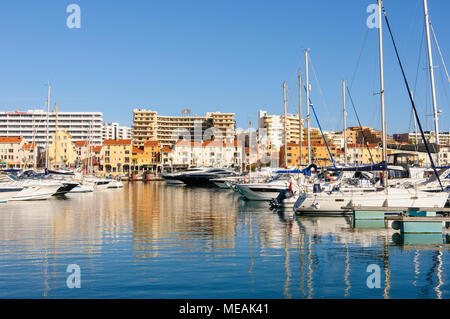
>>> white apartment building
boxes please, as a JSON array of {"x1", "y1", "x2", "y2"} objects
[
  {"x1": 257, "y1": 110, "x2": 303, "y2": 151},
  {"x1": 0, "y1": 110, "x2": 103, "y2": 146},
  {"x1": 103, "y1": 122, "x2": 132, "y2": 140},
  {"x1": 165, "y1": 140, "x2": 242, "y2": 167}
]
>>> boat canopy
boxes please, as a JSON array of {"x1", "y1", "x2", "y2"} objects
[
  {"x1": 45, "y1": 169, "x2": 75, "y2": 176},
  {"x1": 327, "y1": 161, "x2": 387, "y2": 172},
  {"x1": 274, "y1": 164, "x2": 318, "y2": 175}
]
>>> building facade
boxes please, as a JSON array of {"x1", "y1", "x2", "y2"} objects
[
  {"x1": 393, "y1": 131, "x2": 450, "y2": 146},
  {"x1": 164, "y1": 140, "x2": 242, "y2": 168},
  {"x1": 132, "y1": 109, "x2": 235, "y2": 148},
  {"x1": 102, "y1": 139, "x2": 132, "y2": 175},
  {"x1": 257, "y1": 110, "x2": 304, "y2": 151},
  {"x1": 48, "y1": 131, "x2": 78, "y2": 168},
  {"x1": 103, "y1": 122, "x2": 132, "y2": 140},
  {"x1": 0, "y1": 137, "x2": 25, "y2": 168},
  {"x1": 0, "y1": 110, "x2": 103, "y2": 146},
  {"x1": 131, "y1": 140, "x2": 161, "y2": 171}
]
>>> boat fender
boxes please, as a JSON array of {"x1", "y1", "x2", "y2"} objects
[{"x1": 392, "y1": 221, "x2": 401, "y2": 231}]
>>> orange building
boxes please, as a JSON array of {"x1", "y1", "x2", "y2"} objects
[
  {"x1": 279, "y1": 141, "x2": 342, "y2": 167},
  {"x1": 131, "y1": 140, "x2": 161, "y2": 171}
]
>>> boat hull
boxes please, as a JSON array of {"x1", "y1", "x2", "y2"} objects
[
  {"x1": 70, "y1": 183, "x2": 94, "y2": 193},
  {"x1": 0, "y1": 187, "x2": 24, "y2": 203},
  {"x1": 53, "y1": 182, "x2": 79, "y2": 196},
  {"x1": 237, "y1": 184, "x2": 288, "y2": 201},
  {"x1": 10, "y1": 185, "x2": 61, "y2": 201},
  {"x1": 176, "y1": 174, "x2": 223, "y2": 187},
  {"x1": 107, "y1": 180, "x2": 124, "y2": 188},
  {"x1": 293, "y1": 189, "x2": 449, "y2": 215}
]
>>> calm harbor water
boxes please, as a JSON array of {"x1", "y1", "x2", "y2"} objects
[{"x1": 0, "y1": 182, "x2": 449, "y2": 299}]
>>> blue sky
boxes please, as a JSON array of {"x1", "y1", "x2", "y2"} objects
[{"x1": 0, "y1": 0, "x2": 449, "y2": 135}]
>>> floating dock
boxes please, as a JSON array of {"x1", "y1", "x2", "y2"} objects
[{"x1": 344, "y1": 206, "x2": 450, "y2": 234}]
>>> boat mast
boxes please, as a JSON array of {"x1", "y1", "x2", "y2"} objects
[
  {"x1": 377, "y1": 0, "x2": 388, "y2": 189},
  {"x1": 45, "y1": 84, "x2": 51, "y2": 169},
  {"x1": 423, "y1": 0, "x2": 440, "y2": 166},
  {"x1": 87, "y1": 121, "x2": 91, "y2": 175},
  {"x1": 32, "y1": 114, "x2": 36, "y2": 170},
  {"x1": 411, "y1": 90, "x2": 420, "y2": 161},
  {"x1": 249, "y1": 119, "x2": 252, "y2": 176},
  {"x1": 343, "y1": 80, "x2": 347, "y2": 166},
  {"x1": 283, "y1": 81, "x2": 288, "y2": 168},
  {"x1": 55, "y1": 102, "x2": 58, "y2": 169},
  {"x1": 298, "y1": 74, "x2": 303, "y2": 167},
  {"x1": 305, "y1": 49, "x2": 311, "y2": 165}
]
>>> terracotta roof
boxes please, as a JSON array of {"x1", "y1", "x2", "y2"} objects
[
  {"x1": 103, "y1": 139, "x2": 132, "y2": 145},
  {"x1": 132, "y1": 146, "x2": 144, "y2": 153},
  {"x1": 75, "y1": 141, "x2": 88, "y2": 147},
  {"x1": 144, "y1": 140, "x2": 159, "y2": 147},
  {"x1": 175, "y1": 140, "x2": 242, "y2": 148},
  {"x1": 347, "y1": 143, "x2": 379, "y2": 149},
  {"x1": 92, "y1": 146, "x2": 102, "y2": 152},
  {"x1": 231, "y1": 140, "x2": 242, "y2": 147},
  {"x1": 175, "y1": 140, "x2": 202, "y2": 147},
  {"x1": 161, "y1": 146, "x2": 172, "y2": 153},
  {"x1": 0, "y1": 137, "x2": 23, "y2": 143},
  {"x1": 286, "y1": 142, "x2": 329, "y2": 147},
  {"x1": 202, "y1": 140, "x2": 223, "y2": 147},
  {"x1": 22, "y1": 142, "x2": 37, "y2": 150}
]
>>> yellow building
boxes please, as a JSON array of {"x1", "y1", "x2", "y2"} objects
[
  {"x1": 49, "y1": 130, "x2": 78, "y2": 168},
  {"x1": 131, "y1": 140, "x2": 161, "y2": 172},
  {"x1": 347, "y1": 144, "x2": 383, "y2": 164},
  {"x1": 102, "y1": 139, "x2": 132, "y2": 175}
]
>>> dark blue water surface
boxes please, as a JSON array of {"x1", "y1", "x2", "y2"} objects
[{"x1": 0, "y1": 182, "x2": 448, "y2": 298}]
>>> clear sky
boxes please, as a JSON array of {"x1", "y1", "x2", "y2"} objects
[{"x1": 0, "y1": 0, "x2": 449, "y2": 135}]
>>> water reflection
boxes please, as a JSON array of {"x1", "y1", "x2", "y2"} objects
[{"x1": 0, "y1": 182, "x2": 448, "y2": 298}]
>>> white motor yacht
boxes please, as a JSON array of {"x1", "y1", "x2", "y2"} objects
[
  {"x1": 0, "y1": 185, "x2": 24, "y2": 203},
  {"x1": 161, "y1": 167, "x2": 210, "y2": 185},
  {"x1": 108, "y1": 179, "x2": 124, "y2": 188},
  {"x1": 70, "y1": 182, "x2": 95, "y2": 193},
  {"x1": 236, "y1": 174, "x2": 293, "y2": 201}
]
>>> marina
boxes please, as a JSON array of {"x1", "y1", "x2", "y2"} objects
[
  {"x1": 0, "y1": 0, "x2": 449, "y2": 303},
  {"x1": 0, "y1": 181, "x2": 449, "y2": 299}
]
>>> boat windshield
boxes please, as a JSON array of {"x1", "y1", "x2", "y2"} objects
[
  {"x1": 7, "y1": 174, "x2": 19, "y2": 181},
  {"x1": 270, "y1": 174, "x2": 290, "y2": 182}
]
